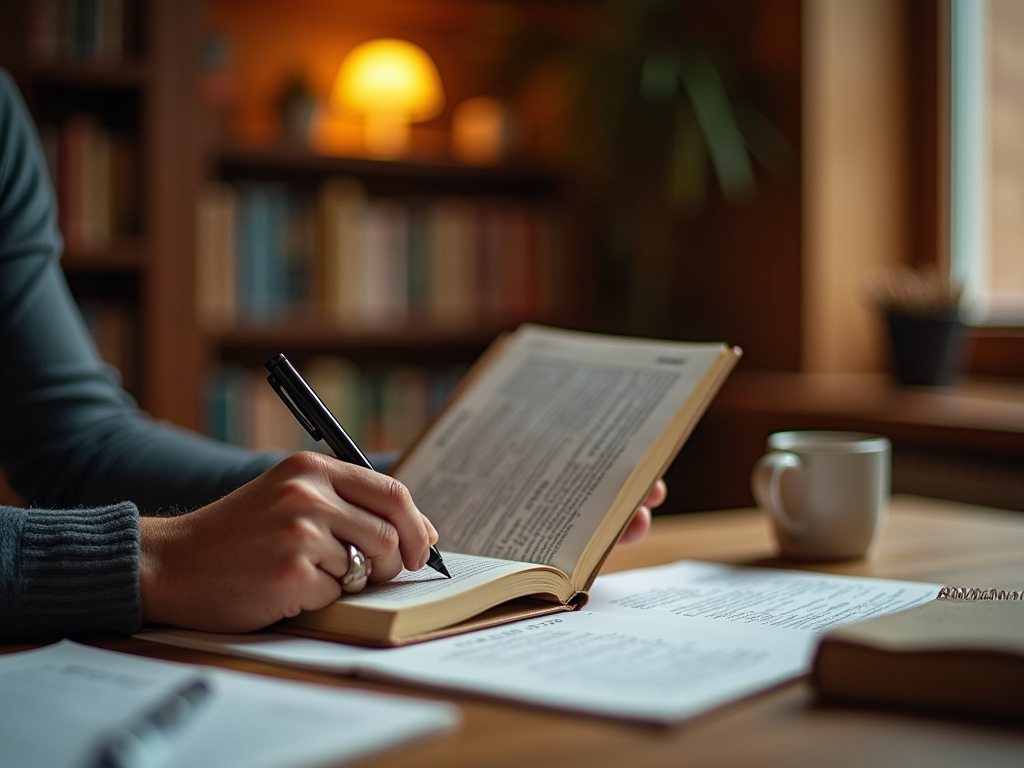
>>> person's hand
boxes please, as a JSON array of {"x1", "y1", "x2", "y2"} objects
[
  {"x1": 139, "y1": 451, "x2": 437, "y2": 633},
  {"x1": 617, "y1": 479, "x2": 667, "y2": 545}
]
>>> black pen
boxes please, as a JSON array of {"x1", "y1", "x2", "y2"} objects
[{"x1": 265, "y1": 353, "x2": 450, "y2": 578}]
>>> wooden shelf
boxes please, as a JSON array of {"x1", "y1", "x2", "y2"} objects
[
  {"x1": 61, "y1": 239, "x2": 146, "y2": 271},
  {"x1": 214, "y1": 320, "x2": 511, "y2": 347},
  {"x1": 713, "y1": 371, "x2": 1024, "y2": 453},
  {"x1": 669, "y1": 370, "x2": 1024, "y2": 514},
  {"x1": 209, "y1": 320, "x2": 520, "y2": 367},
  {"x1": 27, "y1": 61, "x2": 149, "y2": 89},
  {"x1": 217, "y1": 145, "x2": 560, "y2": 197}
]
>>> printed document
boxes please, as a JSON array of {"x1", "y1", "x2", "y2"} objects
[{"x1": 139, "y1": 561, "x2": 941, "y2": 724}]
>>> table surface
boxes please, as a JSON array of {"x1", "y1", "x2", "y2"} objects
[{"x1": 8, "y1": 495, "x2": 1024, "y2": 767}]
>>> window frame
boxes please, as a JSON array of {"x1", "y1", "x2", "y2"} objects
[{"x1": 912, "y1": 0, "x2": 1024, "y2": 378}]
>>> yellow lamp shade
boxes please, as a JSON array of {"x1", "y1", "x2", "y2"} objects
[{"x1": 331, "y1": 39, "x2": 445, "y2": 158}]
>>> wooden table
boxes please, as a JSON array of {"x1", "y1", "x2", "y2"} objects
[{"x1": 11, "y1": 495, "x2": 1024, "y2": 767}]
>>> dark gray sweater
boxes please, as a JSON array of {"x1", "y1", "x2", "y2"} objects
[{"x1": 0, "y1": 69, "x2": 278, "y2": 640}]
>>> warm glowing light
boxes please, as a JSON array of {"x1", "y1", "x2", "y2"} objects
[
  {"x1": 330, "y1": 39, "x2": 445, "y2": 159},
  {"x1": 451, "y1": 96, "x2": 507, "y2": 165}
]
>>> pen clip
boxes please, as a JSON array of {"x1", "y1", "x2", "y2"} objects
[{"x1": 267, "y1": 373, "x2": 323, "y2": 442}]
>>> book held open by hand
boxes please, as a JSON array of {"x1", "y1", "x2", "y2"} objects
[{"x1": 282, "y1": 324, "x2": 741, "y2": 646}]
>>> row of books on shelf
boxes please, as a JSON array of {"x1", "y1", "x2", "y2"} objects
[
  {"x1": 39, "y1": 114, "x2": 139, "y2": 254},
  {"x1": 29, "y1": 0, "x2": 140, "y2": 64},
  {"x1": 196, "y1": 179, "x2": 564, "y2": 331},
  {"x1": 206, "y1": 359, "x2": 466, "y2": 456}
]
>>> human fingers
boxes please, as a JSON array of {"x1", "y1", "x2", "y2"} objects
[
  {"x1": 644, "y1": 479, "x2": 668, "y2": 510},
  {"x1": 310, "y1": 526, "x2": 353, "y2": 581},
  {"x1": 618, "y1": 506, "x2": 652, "y2": 545},
  {"x1": 139, "y1": 508, "x2": 345, "y2": 633},
  {"x1": 315, "y1": 457, "x2": 433, "y2": 576},
  {"x1": 288, "y1": 560, "x2": 345, "y2": 617},
  {"x1": 422, "y1": 513, "x2": 439, "y2": 546}
]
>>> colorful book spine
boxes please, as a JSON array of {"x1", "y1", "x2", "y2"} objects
[{"x1": 47, "y1": 114, "x2": 136, "y2": 256}]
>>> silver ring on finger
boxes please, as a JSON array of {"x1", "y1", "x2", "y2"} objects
[{"x1": 340, "y1": 543, "x2": 371, "y2": 593}]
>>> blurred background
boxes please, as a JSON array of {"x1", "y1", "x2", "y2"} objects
[{"x1": 1, "y1": 0, "x2": 1021, "y2": 512}]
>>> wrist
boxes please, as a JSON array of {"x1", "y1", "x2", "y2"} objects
[{"x1": 139, "y1": 515, "x2": 186, "y2": 626}]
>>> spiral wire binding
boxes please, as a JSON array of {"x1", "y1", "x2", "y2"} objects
[{"x1": 938, "y1": 586, "x2": 1024, "y2": 600}]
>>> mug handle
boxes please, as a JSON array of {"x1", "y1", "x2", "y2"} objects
[{"x1": 751, "y1": 452, "x2": 805, "y2": 536}]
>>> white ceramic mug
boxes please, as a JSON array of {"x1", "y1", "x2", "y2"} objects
[{"x1": 751, "y1": 431, "x2": 891, "y2": 561}]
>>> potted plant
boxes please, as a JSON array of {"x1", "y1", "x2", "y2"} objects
[{"x1": 869, "y1": 265, "x2": 969, "y2": 386}]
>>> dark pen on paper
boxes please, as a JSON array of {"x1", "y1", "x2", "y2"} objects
[
  {"x1": 265, "y1": 352, "x2": 451, "y2": 579},
  {"x1": 92, "y1": 677, "x2": 210, "y2": 768}
]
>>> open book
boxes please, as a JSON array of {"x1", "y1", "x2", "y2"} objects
[{"x1": 282, "y1": 324, "x2": 741, "y2": 646}]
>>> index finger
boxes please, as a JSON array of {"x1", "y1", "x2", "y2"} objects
[{"x1": 322, "y1": 461, "x2": 432, "y2": 571}]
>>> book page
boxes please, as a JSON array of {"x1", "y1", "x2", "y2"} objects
[
  {"x1": 395, "y1": 326, "x2": 728, "y2": 574},
  {"x1": 337, "y1": 552, "x2": 547, "y2": 610},
  {"x1": 586, "y1": 561, "x2": 942, "y2": 632}
]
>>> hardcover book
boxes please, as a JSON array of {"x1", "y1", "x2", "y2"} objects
[{"x1": 813, "y1": 594, "x2": 1024, "y2": 719}]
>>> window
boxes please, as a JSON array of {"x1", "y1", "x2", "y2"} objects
[{"x1": 951, "y1": 0, "x2": 1024, "y2": 326}]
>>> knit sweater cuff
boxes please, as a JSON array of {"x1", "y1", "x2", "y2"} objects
[{"x1": 16, "y1": 502, "x2": 141, "y2": 638}]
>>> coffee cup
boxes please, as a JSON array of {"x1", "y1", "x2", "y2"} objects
[{"x1": 750, "y1": 431, "x2": 891, "y2": 561}]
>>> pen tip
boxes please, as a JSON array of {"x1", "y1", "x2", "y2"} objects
[{"x1": 427, "y1": 545, "x2": 452, "y2": 579}]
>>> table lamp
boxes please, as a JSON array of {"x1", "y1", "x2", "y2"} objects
[{"x1": 330, "y1": 38, "x2": 445, "y2": 159}]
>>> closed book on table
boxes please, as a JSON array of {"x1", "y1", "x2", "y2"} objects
[{"x1": 812, "y1": 595, "x2": 1024, "y2": 720}]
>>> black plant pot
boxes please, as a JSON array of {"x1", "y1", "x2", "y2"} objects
[{"x1": 885, "y1": 312, "x2": 968, "y2": 386}]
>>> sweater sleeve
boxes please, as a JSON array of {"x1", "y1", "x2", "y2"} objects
[{"x1": 0, "y1": 501, "x2": 141, "y2": 640}]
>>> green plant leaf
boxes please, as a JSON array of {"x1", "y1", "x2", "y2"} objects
[
  {"x1": 641, "y1": 50, "x2": 682, "y2": 104},
  {"x1": 678, "y1": 55, "x2": 756, "y2": 204}
]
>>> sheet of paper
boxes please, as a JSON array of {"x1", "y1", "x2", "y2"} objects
[
  {"x1": 363, "y1": 610, "x2": 812, "y2": 724},
  {"x1": 0, "y1": 640, "x2": 458, "y2": 768},
  {"x1": 142, "y1": 616, "x2": 809, "y2": 726},
  {"x1": 586, "y1": 560, "x2": 943, "y2": 632},
  {"x1": 135, "y1": 629, "x2": 381, "y2": 673},
  {"x1": 137, "y1": 562, "x2": 945, "y2": 724}
]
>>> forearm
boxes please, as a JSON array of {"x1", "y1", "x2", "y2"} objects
[
  {"x1": 0, "y1": 70, "x2": 279, "y2": 513},
  {"x1": 18, "y1": 406, "x2": 283, "y2": 513}
]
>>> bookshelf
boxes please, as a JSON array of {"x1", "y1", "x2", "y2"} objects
[
  {"x1": 0, "y1": 0, "x2": 206, "y2": 428},
  {"x1": 188, "y1": 1, "x2": 587, "y2": 455},
  {"x1": 1, "y1": 0, "x2": 583, "y2": 454},
  {"x1": 197, "y1": 145, "x2": 573, "y2": 453}
]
